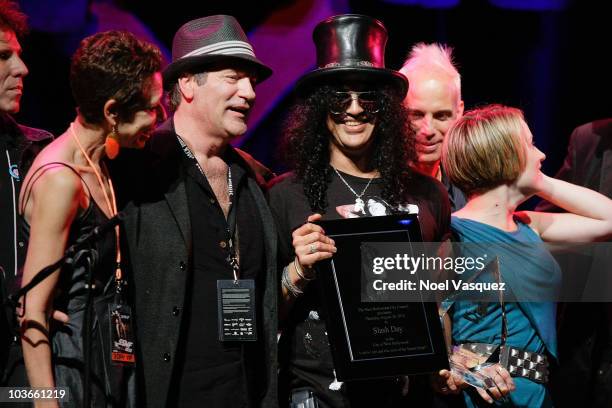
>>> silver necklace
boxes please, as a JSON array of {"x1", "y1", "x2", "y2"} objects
[{"x1": 332, "y1": 166, "x2": 374, "y2": 215}]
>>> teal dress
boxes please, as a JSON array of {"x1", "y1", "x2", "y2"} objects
[{"x1": 449, "y1": 216, "x2": 560, "y2": 407}]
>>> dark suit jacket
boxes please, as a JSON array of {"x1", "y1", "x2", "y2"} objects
[
  {"x1": 117, "y1": 119, "x2": 278, "y2": 407},
  {"x1": 537, "y1": 119, "x2": 612, "y2": 210},
  {"x1": 536, "y1": 119, "x2": 612, "y2": 407},
  {"x1": 536, "y1": 118, "x2": 612, "y2": 298},
  {"x1": 0, "y1": 113, "x2": 53, "y2": 294},
  {"x1": 1, "y1": 114, "x2": 52, "y2": 384}
]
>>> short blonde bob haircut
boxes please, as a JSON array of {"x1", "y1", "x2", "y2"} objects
[{"x1": 442, "y1": 104, "x2": 527, "y2": 198}]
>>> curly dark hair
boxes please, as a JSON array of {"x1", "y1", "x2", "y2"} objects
[
  {"x1": 0, "y1": 0, "x2": 28, "y2": 38},
  {"x1": 70, "y1": 31, "x2": 163, "y2": 125},
  {"x1": 283, "y1": 85, "x2": 417, "y2": 213}
]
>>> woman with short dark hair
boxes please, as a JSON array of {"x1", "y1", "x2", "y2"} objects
[{"x1": 17, "y1": 30, "x2": 163, "y2": 407}]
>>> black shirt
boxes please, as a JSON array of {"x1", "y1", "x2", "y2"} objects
[
  {"x1": 1, "y1": 115, "x2": 51, "y2": 383},
  {"x1": 0, "y1": 133, "x2": 17, "y2": 289},
  {"x1": 0, "y1": 115, "x2": 51, "y2": 291},
  {"x1": 440, "y1": 165, "x2": 467, "y2": 212},
  {"x1": 268, "y1": 169, "x2": 451, "y2": 408},
  {"x1": 173, "y1": 149, "x2": 266, "y2": 408}
]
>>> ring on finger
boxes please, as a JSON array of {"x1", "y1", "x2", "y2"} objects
[{"x1": 309, "y1": 243, "x2": 317, "y2": 254}]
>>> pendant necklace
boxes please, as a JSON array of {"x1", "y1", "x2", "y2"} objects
[{"x1": 332, "y1": 166, "x2": 374, "y2": 215}]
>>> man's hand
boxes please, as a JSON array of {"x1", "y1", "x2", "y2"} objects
[{"x1": 292, "y1": 213, "x2": 336, "y2": 270}]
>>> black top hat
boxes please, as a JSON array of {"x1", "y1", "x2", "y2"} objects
[
  {"x1": 163, "y1": 15, "x2": 272, "y2": 90},
  {"x1": 296, "y1": 14, "x2": 407, "y2": 97}
]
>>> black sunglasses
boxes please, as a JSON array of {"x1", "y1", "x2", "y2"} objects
[{"x1": 329, "y1": 91, "x2": 381, "y2": 115}]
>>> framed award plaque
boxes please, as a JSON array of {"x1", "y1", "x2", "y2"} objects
[{"x1": 315, "y1": 214, "x2": 449, "y2": 381}]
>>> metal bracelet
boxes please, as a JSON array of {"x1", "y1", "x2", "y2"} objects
[
  {"x1": 282, "y1": 265, "x2": 303, "y2": 297},
  {"x1": 294, "y1": 258, "x2": 316, "y2": 281}
]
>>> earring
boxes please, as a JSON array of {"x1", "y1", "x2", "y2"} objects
[{"x1": 105, "y1": 124, "x2": 120, "y2": 159}]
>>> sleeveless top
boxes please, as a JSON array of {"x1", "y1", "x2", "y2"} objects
[
  {"x1": 449, "y1": 216, "x2": 560, "y2": 408},
  {"x1": 19, "y1": 162, "x2": 134, "y2": 407}
]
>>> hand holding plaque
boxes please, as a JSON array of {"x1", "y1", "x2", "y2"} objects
[{"x1": 314, "y1": 214, "x2": 449, "y2": 381}]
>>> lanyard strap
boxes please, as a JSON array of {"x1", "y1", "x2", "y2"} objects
[
  {"x1": 495, "y1": 257, "x2": 508, "y2": 346},
  {"x1": 69, "y1": 123, "x2": 122, "y2": 282},
  {"x1": 176, "y1": 135, "x2": 240, "y2": 281}
]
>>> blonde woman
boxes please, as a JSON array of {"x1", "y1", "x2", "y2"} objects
[{"x1": 441, "y1": 104, "x2": 612, "y2": 407}]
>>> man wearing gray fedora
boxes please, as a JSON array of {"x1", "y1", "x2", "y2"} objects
[{"x1": 115, "y1": 15, "x2": 278, "y2": 408}]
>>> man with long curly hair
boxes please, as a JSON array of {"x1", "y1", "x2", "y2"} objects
[{"x1": 268, "y1": 14, "x2": 452, "y2": 407}]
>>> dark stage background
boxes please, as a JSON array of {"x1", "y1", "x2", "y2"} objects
[{"x1": 12, "y1": 0, "x2": 612, "y2": 180}]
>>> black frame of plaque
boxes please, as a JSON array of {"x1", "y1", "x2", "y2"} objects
[{"x1": 315, "y1": 214, "x2": 449, "y2": 381}]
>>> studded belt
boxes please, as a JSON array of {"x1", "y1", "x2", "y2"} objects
[{"x1": 458, "y1": 342, "x2": 550, "y2": 384}]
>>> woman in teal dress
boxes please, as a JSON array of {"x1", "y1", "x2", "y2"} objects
[{"x1": 441, "y1": 104, "x2": 612, "y2": 407}]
